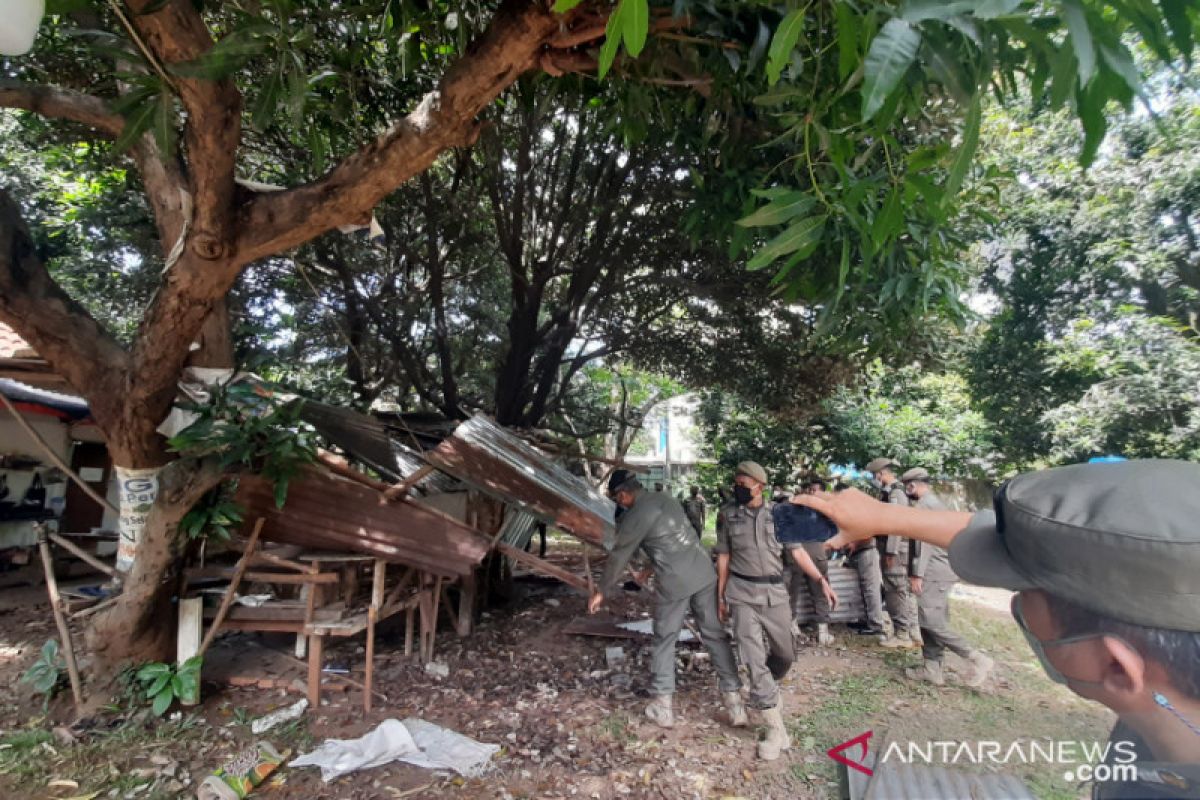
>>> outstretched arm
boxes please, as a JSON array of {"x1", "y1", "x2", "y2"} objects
[{"x1": 792, "y1": 489, "x2": 972, "y2": 551}]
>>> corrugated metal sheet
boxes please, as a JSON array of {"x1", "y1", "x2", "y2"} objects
[
  {"x1": 428, "y1": 414, "x2": 616, "y2": 546},
  {"x1": 235, "y1": 470, "x2": 491, "y2": 578},
  {"x1": 497, "y1": 510, "x2": 539, "y2": 550},
  {"x1": 792, "y1": 559, "x2": 867, "y2": 624},
  {"x1": 862, "y1": 763, "x2": 1036, "y2": 799}
]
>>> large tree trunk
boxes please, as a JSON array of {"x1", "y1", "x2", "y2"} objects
[{"x1": 86, "y1": 459, "x2": 223, "y2": 682}]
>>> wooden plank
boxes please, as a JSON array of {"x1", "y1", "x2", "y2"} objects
[
  {"x1": 382, "y1": 465, "x2": 435, "y2": 502},
  {"x1": 213, "y1": 620, "x2": 305, "y2": 633},
  {"x1": 186, "y1": 567, "x2": 340, "y2": 585},
  {"x1": 496, "y1": 541, "x2": 589, "y2": 594},
  {"x1": 177, "y1": 597, "x2": 203, "y2": 666}
]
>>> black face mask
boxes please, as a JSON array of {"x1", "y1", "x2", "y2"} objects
[
  {"x1": 614, "y1": 505, "x2": 626, "y2": 522},
  {"x1": 733, "y1": 485, "x2": 755, "y2": 505}
]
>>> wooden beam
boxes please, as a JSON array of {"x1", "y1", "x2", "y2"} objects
[
  {"x1": 47, "y1": 533, "x2": 121, "y2": 581},
  {"x1": 197, "y1": 519, "x2": 264, "y2": 658},
  {"x1": 495, "y1": 541, "x2": 589, "y2": 594},
  {"x1": 186, "y1": 567, "x2": 339, "y2": 585},
  {"x1": 382, "y1": 465, "x2": 435, "y2": 502}
]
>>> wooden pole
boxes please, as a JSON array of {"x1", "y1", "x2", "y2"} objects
[
  {"x1": 495, "y1": 541, "x2": 590, "y2": 594},
  {"x1": 196, "y1": 518, "x2": 265, "y2": 659},
  {"x1": 582, "y1": 546, "x2": 594, "y2": 595},
  {"x1": 365, "y1": 559, "x2": 386, "y2": 713},
  {"x1": 0, "y1": 392, "x2": 118, "y2": 515},
  {"x1": 47, "y1": 533, "x2": 120, "y2": 582},
  {"x1": 36, "y1": 525, "x2": 83, "y2": 710}
]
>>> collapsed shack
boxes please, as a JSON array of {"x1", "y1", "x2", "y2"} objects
[{"x1": 176, "y1": 388, "x2": 621, "y2": 711}]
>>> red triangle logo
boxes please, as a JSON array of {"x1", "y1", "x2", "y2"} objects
[{"x1": 827, "y1": 730, "x2": 874, "y2": 777}]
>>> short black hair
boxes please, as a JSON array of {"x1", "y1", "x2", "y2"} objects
[{"x1": 1046, "y1": 593, "x2": 1200, "y2": 698}]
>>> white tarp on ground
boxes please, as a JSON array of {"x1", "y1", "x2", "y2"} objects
[{"x1": 289, "y1": 718, "x2": 500, "y2": 782}]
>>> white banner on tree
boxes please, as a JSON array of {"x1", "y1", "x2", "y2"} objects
[{"x1": 115, "y1": 466, "x2": 162, "y2": 573}]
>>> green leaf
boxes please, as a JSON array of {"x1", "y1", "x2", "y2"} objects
[
  {"x1": 1048, "y1": 44, "x2": 1078, "y2": 109},
  {"x1": 735, "y1": 192, "x2": 816, "y2": 227},
  {"x1": 137, "y1": 662, "x2": 171, "y2": 681},
  {"x1": 152, "y1": 90, "x2": 175, "y2": 156},
  {"x1": 1078, "y1": 81, "x2": 1108, "y2": 167},
  {"x1": 835, "y1": 4, "x2": 860, "y2": 81},
  {"x1": 973, "y1": 0, "x2": 1022, "y2": 19},
  {"x1": 835, "y1": 237, "x2": 851, "y2": 304},
  {"x1": 747, "y1": 215, "x2": 828, "y2": 271},
  {"x1": 924, "y1": 36, "x2": 974, "y2": 104},
  {"x1": 766, "y1": 9, "x2": 806, "y2": 86},
  {"x1": 169, "y1": 29, "x2": 270, "y2": 80},
  {"x1": 597, "y1": 10, "x2": 623, "y2": 79},
  {"x1": 943, "y1": 95, "x2": 981, "y2": 201},
  {"x1": 151, "y1": 688, "x2": 173, "y2": 716},
  {"x1": 861, "y1": 19, "x2": 922, "y2": 121},
  {"x1": 113, "y1": 98, "x2": 157, "y2": 154},
  {"x1": 552, "y1": 0, "x2": 586, "y2": 11},
  {"x1": 746, "y1": 20, "x2": 771, "y2": 74},
  {"x1": 251, "y1": 66, "x2": 284, "y2": 132},
  {"x1": 1098, "y1": 42, "x2": 1143, "y2": 100},
  {"x1": 146, "y1": 673, "x2": 171, "y2": 698},
  {"x1": 1161, "y1": 0, "x2": 1194, "y2": 63},
  {"x1": 1061, "y1": 0, "x2": 1096, "y2": 85},
  {"x1": 622, "y1": 0, "x2": 649, "y2": 58},
  {"x1": 274, "y1": 477, "x2": 290, "y2": 509},
  {"x1": 871, "y1": 188, "x2": 904, "y2": 243},
  {"x1": 901, "y1": 1, "x2": 980, "y2": 23}
]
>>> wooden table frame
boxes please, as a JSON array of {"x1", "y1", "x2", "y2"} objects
[{"x1": 183, "y1": 537, "x2": 455, "y2": 712}]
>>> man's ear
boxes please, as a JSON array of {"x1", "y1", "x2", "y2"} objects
[{"x1": 1099, "y1": 635, "x2": 1147, "y2": 697}]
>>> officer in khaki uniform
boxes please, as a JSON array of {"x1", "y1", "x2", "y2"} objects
[
  {"x1": 682, "y1": 485, "x2": 707, "y2": 538},
  {"x1": 716, "y1": 461, "x2": 838, "y2": 760},
  {"x1": 865, "y1": 457, "x2": 919, "y2": 648},
  {"x1": 900, "y1": 467, "x2": 994, "y2": 687},
  {"x1": 590, "y1": 470, "x2": 746, "y2": 730}
]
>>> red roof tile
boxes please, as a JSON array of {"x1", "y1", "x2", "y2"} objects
[{"x1": 0, "y1": 323, "x2": 37, "y2": 360}]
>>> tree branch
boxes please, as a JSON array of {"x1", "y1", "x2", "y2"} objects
[
  {"x1": 234, "y1": 0, "x2": 564, "y2": 266},
  {"x1": 127, "y1": 0, "x2": 241, "y2": 262},
  {"x1": 0, "y1": 190, "x2": 131, "y2": 449},
  {"x1": 0, "y1": 80, "x2": 124, "y2": 136}
]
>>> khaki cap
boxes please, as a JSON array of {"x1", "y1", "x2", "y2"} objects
[
  {"x1": 949, "y1": 459, "x2": 1200, "y2": 632},
  {"x1": 901, "y1": 467, "x2": 930, "y2": 483},
  {"x1": 864, "y1": 457, "x2": 897, "y2": 473},
  {"x1": 735, "y1": 461, "x2": 768, "y2": 485}
]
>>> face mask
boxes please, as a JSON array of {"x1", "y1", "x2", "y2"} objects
[
  {"x1": 733, "y1": 485, "x2": 754, "y2": 505},
  {"x1": 1011, "y1": 595, "x2": 1200, "y2": 738},
  {"x1": 870, "y1": 477, "x2": 882, "y2": 490}
]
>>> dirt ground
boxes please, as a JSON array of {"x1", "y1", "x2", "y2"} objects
[{"x1": 0, "y1": 545, "x2": 1114, "y2": 800}]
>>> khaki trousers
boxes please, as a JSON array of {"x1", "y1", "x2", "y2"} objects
[
  {"x1": 730, "y1": 599, "x2": 794, "y2": 709},
  {"x1": 918, "y1": 581, "x2": 974, "y2": 663}
]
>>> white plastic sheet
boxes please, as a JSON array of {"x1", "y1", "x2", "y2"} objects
[{"x1": 289, "y1": 718, "x2": 499, "y2": 782}]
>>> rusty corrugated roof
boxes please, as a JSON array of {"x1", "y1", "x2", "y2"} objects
[
  {"x1": 298, "y1": 400, "x2": 457, "y2": 494},
  {"x1": 236, "y1": 470, "x2": 491, "y2": 577},
  {"x1": 427, "y1": 414, "x2": 616, "y2": 546}
]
